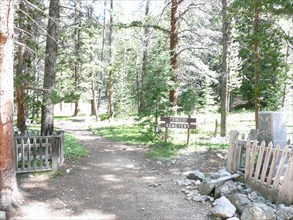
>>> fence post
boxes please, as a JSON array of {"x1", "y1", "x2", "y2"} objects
[
  {"x1": 51, "y1": 136, "x2": 61, "y2": 171},
  {"x1": 277, "y1": 150, "x2": 293, "y2": 205},
  {"x1": 227, "y1": 130, "x2": 239, "y2": 173}
]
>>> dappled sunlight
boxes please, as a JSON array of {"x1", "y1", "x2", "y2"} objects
[
  {"x1": 101, "y1": 174, "x2": 121, "y2": 182},
  {"x1": 15, "y1": 202, "x2": 117, "y2": 219}
]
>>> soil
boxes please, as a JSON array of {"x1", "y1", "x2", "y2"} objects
[{"x1": 10, "y1": 120, "x2": 226, "y2": 220}]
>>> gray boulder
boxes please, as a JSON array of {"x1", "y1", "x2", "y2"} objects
[
  {"x1": 214, "y1": 180, "x2": 238, "y2": 198},
  {"x1": 211, "y1": 196, "x2": 236, "y2": 219},
  {"x1": 199, "y1": 178, "x2": 215, "y2": 195},
  {"x1": 228, "y1": 193, "x2": 252, "y2": 214},
  {"x1": 276, "y1": 205, "x2": 293, "y2": 220},
  {"x1": 187, "y1": 170, "x2": 205, "y2": 182},
  {"x1": 241, "y1": 203, "x2": 276, "y2": 220}
]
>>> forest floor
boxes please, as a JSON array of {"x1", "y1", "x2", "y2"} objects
[{"x1": 10, "y1": 120, "x2": 226, "y2": 220}]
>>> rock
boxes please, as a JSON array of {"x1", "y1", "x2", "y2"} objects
[
  {"x1": 214, "y1": 180, "x2": 238, "y2": 198},
  {"x1": 227, "y1": 193, "x2": 252, "y2": 214},
  {"x1": 0, "y1": 211, "x2": 6, "y2": 220},
  {"x1": 241, "y1": 203, "x2": 276, "y2": 220},
  {"x1": 176, "y1": 179, "x2": 193, "y2": 186},
  {"x1": 199, "y1": 178, "x2": 215, "y2": 195},
  {"x1": 227, "y1": 218, "x2": 240, "y2": 220},
  {"x1": 187, "y1": 170, "x2": 205, "y2": 182},
  {"x1": 276, "y1": 205, "x2": 293, "y2": 220},
  {"x1": 211, "y1": 196, "x2": 236, "y2": 219},
  {"x1": 218, "y1": 168, "x2": 232, "y2": 177}
]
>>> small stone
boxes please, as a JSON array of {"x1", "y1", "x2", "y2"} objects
[
  {"x1": 214, "y1": 180, "x2": 238, "y2": 198},
  {"x1": 66, "y1": 169, "x2": 71, "y2": 174},
  {"x1": 211, "y1": 196, "x2": 236, "y2": 219},
  {"x1": 187, "y1": 170, "x2": 206, "y2": 182},
  {"x1": 241, "y1": 203, "x2": 276, "y2": 220},
  {"x1": 276, "y1": 205, "x2": 293, "y2": 220},
  {"x1": 199, "y1": 178, "x2": 215, "y2": 195},
  {"x1": 227, "y1": 193, "x2": 252, "y2": 214}
]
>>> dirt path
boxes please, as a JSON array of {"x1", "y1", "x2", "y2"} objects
[{"x1": 11, "y1": 121, "x2": 224, "y2": 219}]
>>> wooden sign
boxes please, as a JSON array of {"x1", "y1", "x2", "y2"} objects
[{"x1": 160, "y1": 116, "x2": 196, "y2": 145}]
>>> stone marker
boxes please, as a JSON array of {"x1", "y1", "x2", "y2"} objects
[{"x1": 258, "y1": 112, "x2": 287, "y2": 148}]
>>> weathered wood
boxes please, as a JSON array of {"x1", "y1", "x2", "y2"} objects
[
  {"x1": 45, "y1": 137, "x2": 49, "y2": 169},
  {"x1": 249, "y1": 140, "x2": 258, "y2": 179},
  {"x1": 267, "y1": 144, "x2": 281, "y2": 187},
  {"x1": 160, "y1": 116, "x2": 196, "y2": 123},
  {"x1": 160, "y1": 123, "x2": 196, "y2": 129},
  {"x1": 21, "y1": 138, "x2": 25, "y2": 170},
  {"x1": 273, "y1": 145, "x2": 289, "y2": 190},
  {"x1": 277, "y1": 151, "x2": 293, "y2": 205},
  {"x1": 52, "y1": 137, "x2": 60, "y2": 171},
  {"x1": 211, "y1": 173, "x2": 242, "y2": 184},
  {"x1": 27, "y1": 138, "x2": 31, "y2": 171},
  {"x1": 245, "y1": 139, "x2": 251, "y2": 180},
  {"x1": 260, "y1": 142, "x2": 273, "y2": 184},
  {"x1": 227, "y1": 130, "x2": 239, "y2": 173},
  {"x1": 33, "y1": 137, "x2": 37, "y2": 169},
  {"x1": 254, "y1": 141, "x2": 265, "y2": 182}
]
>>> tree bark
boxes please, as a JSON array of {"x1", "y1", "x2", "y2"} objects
[
  {"x1": 254, "y1": 0, "x2": 260, "y2": 129},
  {"x1": 139, "y1": 0, "x2": 151, "y2": 111},
  {"x1": 169, "y1": 0, "x2": 179, "y2": 107},
  {"x1": 0, "y1": 0, "x2": 19, "y2": 212},
  {"x1": 73, "y1": 0, "x2": 82, "y2": 117},
  {"x1": 41, "y1": 0, "x2": 60, "y2": 135},
  {"x1": 220, "y1": 0, "x2": 228, "y2": 137},
  {"x1": 15, "y1": 1, "x2": 28, "y2": 136},
  {"x1": 108, "y1": 0, "x2": 114, "y2": 118}
]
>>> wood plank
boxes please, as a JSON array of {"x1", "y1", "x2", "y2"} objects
[
  {"x1": 267, "y1": 144, "x2": 281, "y2": 187},
  {"x1": 33, "y1": 138, "x2": 37, "y2": 170},
  {"x1": 227, "y1": 130, "x2": 239, "y2": 173},
  {"x1": 245, "y1": 139, "x2": 251, "y2": 180},
  {"x1": 254, "y1": 141, "x2": 266, "y2": 182},
  {"x1": 273, "y1": 145, "x2": 289, "y2": 190},
  {"x1": 160, "y1": 123, "x2": 196, "y2": 129},
  {"x1": 45, "y1": 137, "x2": 49, "y2": 169},
  {"x1": 21, "y1": 138, "x2": 25, "y2": 170},
  {"x1": 277, "y1": 151, "x2": 293, "y2": 205},
  {"x1": 260, "y1": 142, "x2": 273, "y2": 184},
  {"x1": 249, "y1": 140, "x2": 258, "y2": 180},
  {"x1": 39, "y1": 137, "x2": 43, "y2": 170},
  {"x1": 27, "y1": 138, "x2": 31, "y2": 171},
  {"x1": 14, "y1": 139, "x2": 18, "y2": 171}
]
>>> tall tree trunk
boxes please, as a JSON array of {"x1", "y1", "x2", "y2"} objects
[
  {"x1": 169, "y1": 0, "x2": 179, "y2": 107},
  {"x1": 108, "y1": 0, "x2": 114, "y2": 118},
  {"x1": 41, "y1": 0, "x2": 60, "y2": 135},
  {"x1": 254, "y1": 0, "x2": 260, "y2": 129},
  {"x1": 73, "y1": 0, "x2": 82, "y2": 117},
  {"x1": 0, "y1": 0, "x2": 19, "y2": 212},
  {"x1": 87, "y1": 5, "x2": 99, "y2": 120},
  {"x1": 139, "y1": 0, "x2": 151, "y2": 111},
  {"x1": 220, "y1": 0, "x2": 228, "y2": 137},
  {"x1": 15, "y1": 1, "x2": 28, "y2": 136}
]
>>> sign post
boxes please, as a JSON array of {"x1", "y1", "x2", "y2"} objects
[{"x1": 160, "y1": 116, "x2": 196, "y2": 145}]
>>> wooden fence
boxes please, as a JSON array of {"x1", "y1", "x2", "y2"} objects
[
  {"x1": 227, "y1": 130, "x2": 293, "y2": 205},
  {"x1": 14, "y1": 131, "x2": 64, "y2": 173}
]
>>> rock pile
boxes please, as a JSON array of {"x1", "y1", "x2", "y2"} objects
[{"x1": 176, "y1": 168, "x2": 293, "y2": 220}]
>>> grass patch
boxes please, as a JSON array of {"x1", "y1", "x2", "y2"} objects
[
  {"x1": 92, "y1": 125, "x2": 154, "y2": 145},
  {"x1": 190, "y1": 141, "x2": 228, "y2": 151},
  {"x1": 92, "y1": 125, "x2": 186, "y2": 158},
  {"x1": 64, "y1": 133, "x2": 87, "y2": 162},
  {"x1": 145, "y1": 141, "x2": 185, "y2": 158}
]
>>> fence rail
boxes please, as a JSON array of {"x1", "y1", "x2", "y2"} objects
[
  {"x1": 14, "y1": 131, "x2": 64, "y2": 173},
  {"x1": 227, "y1": 130, "x2": 293, "y2": 205}
]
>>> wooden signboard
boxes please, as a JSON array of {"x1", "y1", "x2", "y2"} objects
[{"x1": 160, "y1": 116, "x2": 196, "y2": 145}]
